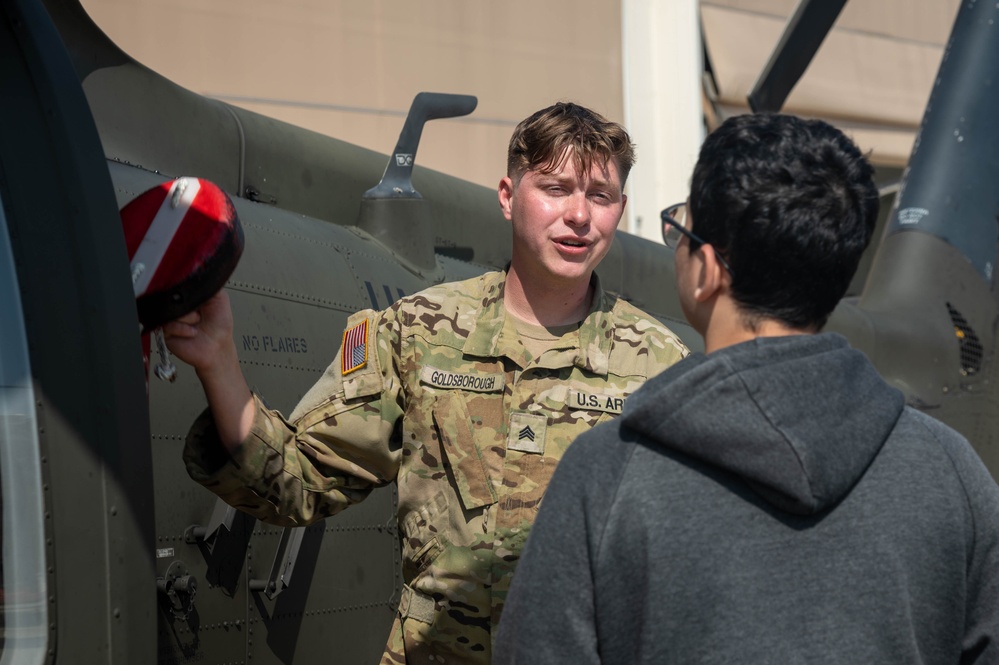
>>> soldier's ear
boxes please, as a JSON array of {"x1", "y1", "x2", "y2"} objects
[{"x1": 498, "y1": 177, "x2": 515, "y2": 221}]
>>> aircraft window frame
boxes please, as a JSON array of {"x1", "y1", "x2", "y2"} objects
[{"x1": 0, "y1": 197, "x2": 48, "y2": 665}]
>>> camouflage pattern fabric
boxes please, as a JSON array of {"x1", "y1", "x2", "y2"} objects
[{"x1": 184, "y1": 270, "x2": 688, "y2": 663}]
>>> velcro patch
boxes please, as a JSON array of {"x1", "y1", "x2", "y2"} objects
[
  {"x1": 341, "y1": 320, "x2": 368, "y2": 375},
  {"x1": 568, "y1": 389, "x2": 626, "y2": 415},
  {"x1": 399, "y1": 584, "x2": 437, "y2": 624},
  {"x1": 507, "y1": 412, "x2": 547, "y2": 454},
  {"x1": 420, "y1": 366, "x2": 505, "y2": 393}
]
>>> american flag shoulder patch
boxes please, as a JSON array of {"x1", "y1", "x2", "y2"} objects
[{"x1": 341, "y1": 319, "x2": 368, "y2": 375}]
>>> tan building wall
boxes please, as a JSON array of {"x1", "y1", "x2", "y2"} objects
[
  {"x1": 80, "y1": 0, "x2": 627, "y2": 193},
  {"x1": 80, "y1": 0, "x2": 962, "y2": 240},
  {"x1": 701, "y1": 0, "x2": 959, "y2": 167}
]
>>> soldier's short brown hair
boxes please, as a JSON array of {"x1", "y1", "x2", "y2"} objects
[{"x1": 506, "y1": 102, "x2": 636, "y2": 185}]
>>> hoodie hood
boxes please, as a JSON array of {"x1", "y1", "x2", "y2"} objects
[{"x1": 622, "y1": 333, "x2": 905, "y2": 515}]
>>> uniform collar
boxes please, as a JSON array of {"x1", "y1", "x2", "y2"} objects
[{"x1": 462, "y1": 270, "x2": 613, "y2": 375}]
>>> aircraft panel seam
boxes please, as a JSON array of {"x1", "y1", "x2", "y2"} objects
[
  {"x1": 226, "y1": 280, "x2": 357, "y2": 309},
  {"x1": 239, "y1": 360, "x2": 324, "y2": 373},
  {"x1": 242, "y1": 222, "x2": 354, "y2": 249}
]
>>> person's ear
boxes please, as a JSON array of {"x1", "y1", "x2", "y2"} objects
[
  {"x1": 498, "y1": 176, "x2": 515, "y2": 221},
  {"x1": 693, "y1": 244, "x2": 730, "y2": 303}
]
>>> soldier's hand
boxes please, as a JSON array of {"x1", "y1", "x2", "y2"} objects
[
  {"x1": 164, "y1": 289, "x2": 254, "y2": 448},
  {"x1": 163, "y1": 289, "x2": 237, "y2": 376}
]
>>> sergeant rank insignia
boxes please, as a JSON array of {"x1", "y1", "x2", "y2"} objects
[
  {"x1": 341, "y1": 319, "x2": 368, "y2": 375},
  {"x1": 508, "y1": 412, "x2": 547, "y2": 454}
]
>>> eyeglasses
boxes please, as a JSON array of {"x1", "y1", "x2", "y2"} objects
[{"x1": 660, "y1": 202, "x2": 735, "y2": 276}]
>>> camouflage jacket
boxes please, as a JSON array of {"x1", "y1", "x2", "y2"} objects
[{"x1": 184, "y1": 270, "x2": 687, "y2": 664}]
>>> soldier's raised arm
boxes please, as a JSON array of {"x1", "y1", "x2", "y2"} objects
[{"x1": 164, "y1": 289, "x2": 253, "y2": 452}]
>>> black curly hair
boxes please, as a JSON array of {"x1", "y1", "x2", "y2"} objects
[{"x1": 689, "y1": 113, "x2": 880, "y2": 330}]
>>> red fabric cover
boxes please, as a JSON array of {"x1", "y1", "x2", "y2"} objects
[{"x1": 120, "y1": 177, "x2": 243, "y2": 332}]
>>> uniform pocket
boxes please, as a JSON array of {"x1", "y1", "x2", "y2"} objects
[
  {"x1": 433, "y1": 392, "x2": 498, "y2": 511},
  {"x1": 400, "y1": 492, "x2": 448, "y2": 579}
]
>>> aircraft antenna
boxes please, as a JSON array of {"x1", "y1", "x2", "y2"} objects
[
  {"x1": 364, "y1": 92, "x2": 478, "y2": 199},
  {"x1": 357, "y1": 92, "x2": 478, "y2": 274}
]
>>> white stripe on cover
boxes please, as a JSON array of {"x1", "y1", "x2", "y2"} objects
[{"x1": 131, "y1": 177, "x2": 201, "y2": 298}]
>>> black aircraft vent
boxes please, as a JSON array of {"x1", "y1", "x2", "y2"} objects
[{"x1": 946, "y1": 302, "x2": 984, "y2": 376}]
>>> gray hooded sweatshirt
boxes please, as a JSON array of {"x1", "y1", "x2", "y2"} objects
[{"x1": 494, "y1": 333, "x2": 999, "y2": 664}]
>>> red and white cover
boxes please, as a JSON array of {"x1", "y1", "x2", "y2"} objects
[{"x1": 121, "y1": 177, "x2": 244, "y2": 332}]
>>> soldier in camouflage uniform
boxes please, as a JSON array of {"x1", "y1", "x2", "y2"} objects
[{"x1": 167, "y1": 102, "x2": 688, "y2": 663}]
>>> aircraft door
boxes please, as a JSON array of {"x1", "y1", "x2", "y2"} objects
[
  {"x1": 0, "y1": 0, "x2": 157, "y2": 662},
  {"x1": 0, "y1": 180, "x2": 48, "y2": 665}
]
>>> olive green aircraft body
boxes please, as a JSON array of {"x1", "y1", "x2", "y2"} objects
[{"x1": 1, "y1": 0, "x2": 997, "y2": 663}]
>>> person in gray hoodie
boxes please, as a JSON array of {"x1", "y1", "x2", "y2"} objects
[{"x1": 493, "y1": 113, "x2": 999, "y2": 664}]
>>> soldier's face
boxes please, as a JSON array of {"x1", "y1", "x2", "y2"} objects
[{"x1": 499, "y1": 149, "x2": 626, "y2": 287}]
